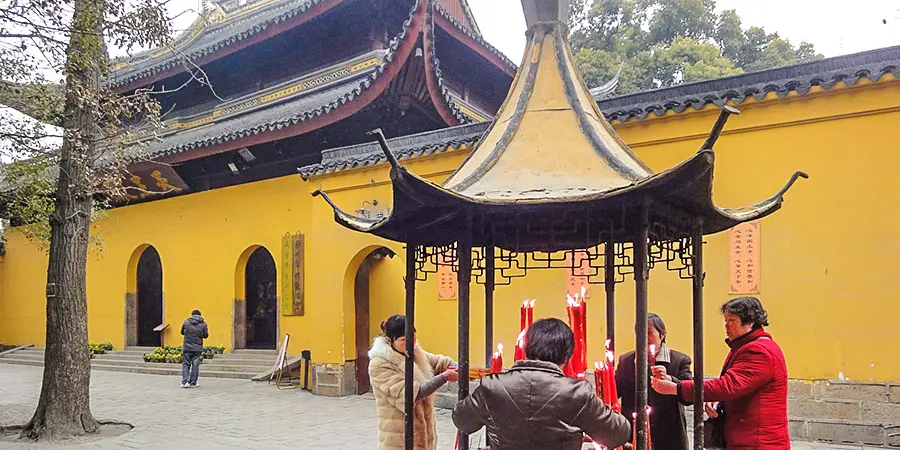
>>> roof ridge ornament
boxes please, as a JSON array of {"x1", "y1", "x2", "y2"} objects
[
  {"x1": 368, "y1": 128, "x2": 400, "y2": 169},
  {"x1": 700, "y1": 106, "x2": 740, "y2": 152},
  {"x1": 521, "y1": 0, "x2": 569, "y2": 28}
]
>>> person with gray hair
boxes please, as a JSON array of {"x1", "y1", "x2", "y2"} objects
[{"x1": 652, "y1": 297, "x2": 789, "y2": 449}]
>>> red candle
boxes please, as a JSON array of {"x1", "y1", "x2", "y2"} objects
[
  {"x1": 566, "y1": 296, "x2": 584, "y2": 376},
  {"x1": 527, "y1": 299, "x2": 535, "y2": 327},
  {"x1": 514, "y1": 330, "x2": 526, "y2": 362},
  {"x1": 632, "y1": 412, "x2": 637, "y2": 447},
  {"x1": 490, "y1": 343, "x2": 504, "y2": 374},
  {"x1": 606, "y1": 345, "x2": 620, "y2": 411},
  {"x1": 647, "y1": 406, "x2": 653, "y2": 450},
  {"x1": 593, "y1": 362, "x2": 603, "y2": 398},
  {"x1": 562, "y1": 360, "x2": 575, "y2": 377},
  {"x1": 579, "y1": 298, "x2": 587, "y2": 373},
  {"x1": 520, "y1": 300, "x2": 528, "y2": 333},
  {"x1": 579, "y1": 286, "x2": 587, "y2": 370}
]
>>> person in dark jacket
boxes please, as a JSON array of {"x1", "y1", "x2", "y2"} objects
[
  {"x1": 453, "y1": 318, "x2": 630, "y2": 450},
  {"x1": 652, "y1": 297, "x2": 789, "y2": 450},
  {"x1": 616, "y1": 313, "x2": 692, "y2": 450},
  {"x1": 180, "y1": 309, "x2": 209, "y2": 388}
]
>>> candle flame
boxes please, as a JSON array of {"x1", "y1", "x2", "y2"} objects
[
  {"x1": 566, "y1": 295, "x2": 577, "y2": 307},
  {"x1": 605, "y1": 339, "x2": 611, "y2": 350},
  {"x1": 606, "y1": 350, "x2": 615, "y2": 363},
  {"x1": 530, "y1": 299, "x2": 535, "y2": 307},
  {"x1": 591, "y1": 441, "x2": 603, "y2": 450},
  {"x1": 647, "y1": 406, "x2": 652, "y2": 414},
  {"x1": 594, "y1": 361, "x2": 601, "y2": 370},
  {"x1": 497, "y1": 343, "x2": 504, "y2": 353},
  {"x1": 523, "y1": 300, "x2": 529, "y2": 308},
  {"x1": 516, "y1": 330, "x2": 527, "y2": 348},
  {"x1": 581, "y1": 285, "x2": 587, "y2": 299},
  {"x1": 650, "y1": 344, "x2": 656, "y2": 356},
  {"x1": 633, "y1": 412, "x2": 637, "y2": 418}
]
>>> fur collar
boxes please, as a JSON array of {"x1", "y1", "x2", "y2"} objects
[{"x1": 369, "y1": 336, "x2": 433, "y2": 382}]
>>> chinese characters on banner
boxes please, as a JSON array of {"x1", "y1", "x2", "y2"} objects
[
  {"x1": 280, "y1": 233, "x2": 306, "y2": 316},
  {"x1": 565, "y1": 250, "x2": 592, "y2": 298},
  {"x1": 729, "y1": 222, "x2": 760, "y2": 294},
  {"x1": 437, "y1": 253, "x2": 458, "y2": 300}
]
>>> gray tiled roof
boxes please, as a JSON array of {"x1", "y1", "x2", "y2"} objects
[
  {"x1": 142, "y1": 74, "x2": 368, "y2": 158},
  {"x1": 110, "y1": 0, "x2": 332, "y2": 88},
  {"x1": 135, "y1": 2, "x2": 421, "y2": 159},
  {"x1": 298, "y1": 122, "x2": 488, "y2": 178},
  {"x1": 598, "y1": 45, "x2": 900, "y2": 122}
]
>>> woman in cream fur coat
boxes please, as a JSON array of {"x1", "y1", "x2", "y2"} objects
[{"x1": 369, "y1": 315, "x2": 458, "y2": 450}]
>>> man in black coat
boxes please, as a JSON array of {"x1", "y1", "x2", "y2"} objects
[
  {"x1": 181, "y1": 309, "x2": 209, "y2": 388},
  {"x1": 616, "y1": 313, "x2": 692, "y2": 450}
]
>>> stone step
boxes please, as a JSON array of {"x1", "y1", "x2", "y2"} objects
[
  {"x1": 232, "y1": 349, "x2": 279, "y2": 355},
  {"x1": 92, "y1": 354, "x2": 275, "y2": 366},
  {"x1": 0, "y1": 357, "x2": 263, "y2": 380},
  {"x1": 3, "y1": 353, "x2": 273, "y2": 370},
  {"x1": 92, "y1": 358, "x2": 271, "y2": 372}
]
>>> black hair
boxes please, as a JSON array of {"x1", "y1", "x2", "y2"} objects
[
  {"x1": 524, "y1": 318, "x2": 574, "y2": 365},
  {"x1": 380, "y1": 314, "x2": 414, "y2": 341},
  {"x1": 191, "y1": 309, "x2": 201, "y2": 316},
  {"x1": 648, "y1": 313, "x2": 667, "y2": 342},
  {"x1": 721, "y1": 297, "x2": 769, "y2": 329}
]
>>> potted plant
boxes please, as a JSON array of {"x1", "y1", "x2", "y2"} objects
[{"x1": 142, "y1": 353, "x2": 152, "y2": 363}]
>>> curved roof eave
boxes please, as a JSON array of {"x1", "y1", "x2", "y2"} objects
[
  {"x1": 151, "y1": 0, "x2": 428, "y2": 164},
  {"x1": 433, "y1": 3, "x2": 517, "y2": 78}
]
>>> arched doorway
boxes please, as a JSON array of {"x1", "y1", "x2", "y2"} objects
[
  {"x1": 136, "y1": 246, "x2": 163, "y2": 347},
  {"x1": 244, "y1": 247, "x2": 278, "y2": 350},
  {"x1": 354, "y1": 247, "x2": 396, "y2": 393}
]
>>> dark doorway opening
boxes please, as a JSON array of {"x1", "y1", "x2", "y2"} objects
[
  {"x1": 354, "y1": 247, "x2": 395, "y2": 394},
  {"x1": 245, "y1": 247, "x2": 277, "y2": 350},
  {"x1": 136, "y1": 246, "x2": 163, "y2": 347}
]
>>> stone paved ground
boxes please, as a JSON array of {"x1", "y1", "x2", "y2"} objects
[{"x1": 0, "y1": 364, "x2": 884, "y2": 449}]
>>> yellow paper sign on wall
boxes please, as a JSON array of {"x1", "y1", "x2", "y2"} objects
[
  {"x1": 437, "y1": 253, "x2": 458, "y2": 301},
  {"x1": 566, "y1": 250, "x2": 591, "y2": 298},
  {"x1": 729, "y1": 222, "x2": 760, "y2": 295}
]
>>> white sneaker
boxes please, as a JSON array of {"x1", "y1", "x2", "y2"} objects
[
  {"x1": 180, "y1": 382, "x2": 189, "y2": 388},
  {"x1": 190, "y1": 383, "x2": 199, "y2": 388}
]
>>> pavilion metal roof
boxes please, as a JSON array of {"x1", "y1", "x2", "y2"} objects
[{"x1": 312, "y1": 0, "x2": 807, "y2": 251}]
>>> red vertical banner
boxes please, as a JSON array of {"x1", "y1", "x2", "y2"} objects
[{"x1": 729, "y1": 221, "x2": 760, "y2": 294}]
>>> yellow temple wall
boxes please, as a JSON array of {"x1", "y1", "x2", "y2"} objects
[{"x1": 1, "y1": 75, "x2": 899, "y2": 382}]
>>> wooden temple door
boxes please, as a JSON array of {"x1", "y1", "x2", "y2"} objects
[{"x1": 354, "y1": 256, "x2": 374, "y2": 394}]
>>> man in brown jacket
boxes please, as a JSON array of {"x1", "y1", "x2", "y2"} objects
[{"x1": 453, "y1": 318, "x2": 630, "y2": 450}]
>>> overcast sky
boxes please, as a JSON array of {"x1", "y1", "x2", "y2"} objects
[
  {"x1": 161, "y1": 1, "x2": 900, "y2": 63},
  {"x1": 467, "y1": 0, "x2": 900, "y2": 63}
]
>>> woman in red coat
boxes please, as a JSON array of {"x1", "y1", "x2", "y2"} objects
[{"x1": 651, "y1": 297, "x2": 789, "y2": 449}]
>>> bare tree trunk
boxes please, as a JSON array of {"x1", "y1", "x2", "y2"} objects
[{"x1": 20, "y1": 0, "x2": 104, "y2": 440}]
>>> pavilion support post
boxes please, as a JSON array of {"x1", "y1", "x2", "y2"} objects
[
  {"x1": 634, "y1": 204, "x2": 650, "y2": 450},
  {"x1": 404, "y1": 244, "x2": 417, "y2": 450},
  {"x1": 484, "y1": 243, "x2": 495, "y2": 367},
  {"x1": 457, "y1": 223, "x2": 473, "y2": 450},
  {"x1": 483, "y1": 242, "x2": 495, "y2": 449},
  {"x1": 692, "y1": 222, "x2": 705, "y2": 450},
  {"x1": 605, "y1": 234, "x2": 616, "y2": 353}
]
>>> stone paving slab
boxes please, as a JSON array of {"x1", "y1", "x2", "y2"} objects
[{"x1": 0, "y1": 365, "x2": 880, "y2": 449}]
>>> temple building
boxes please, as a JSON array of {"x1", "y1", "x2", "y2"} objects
[{"x1": 2, "y1": 0, "x2": 900, "y2": 443}]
